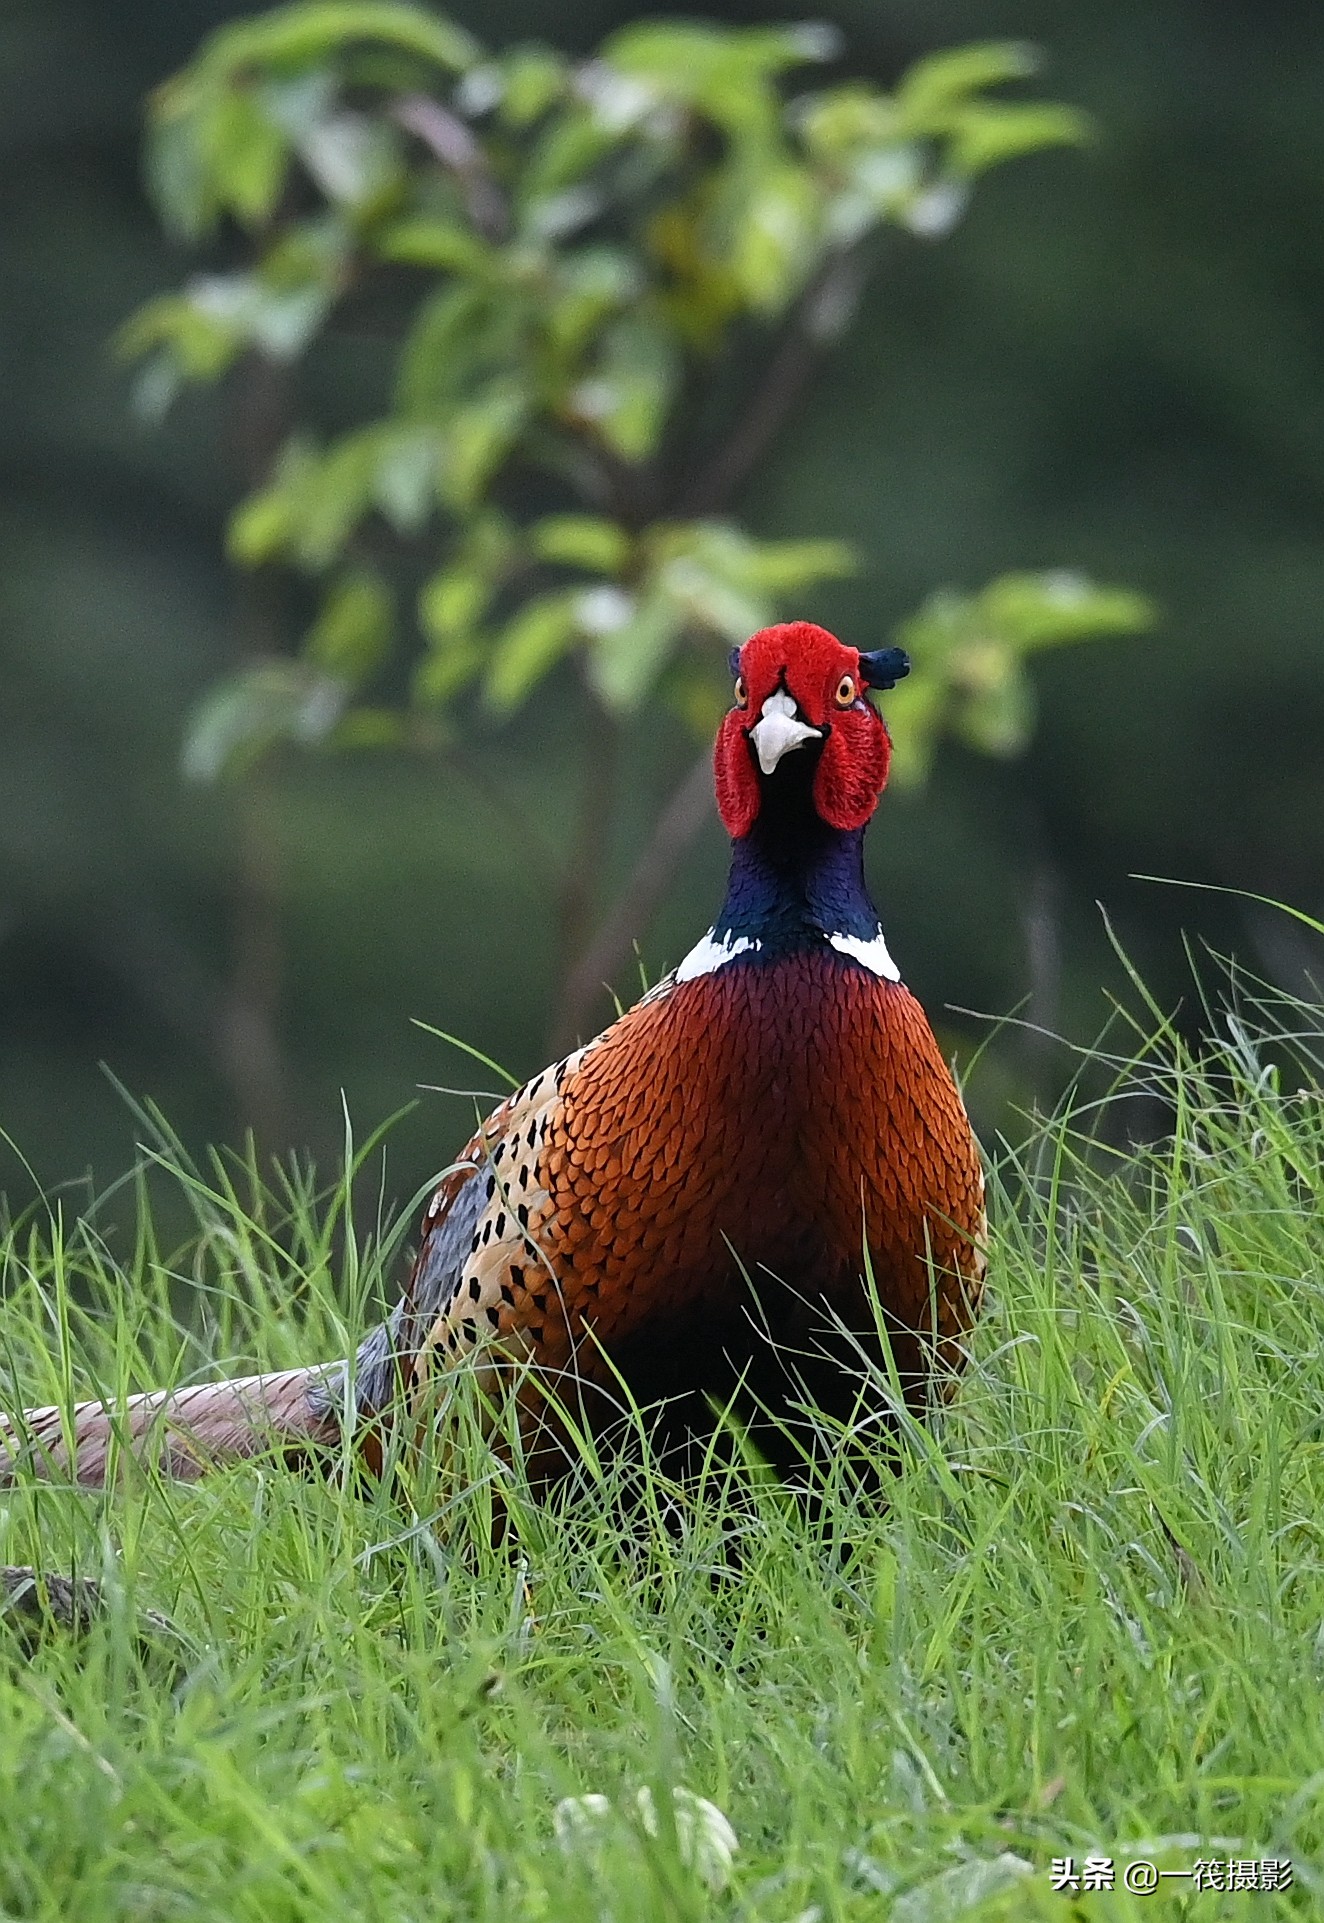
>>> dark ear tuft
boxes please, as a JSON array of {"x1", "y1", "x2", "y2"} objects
[
  {"x1": 858, "y1": 646, "x2": 910, "y2": 691},
  {"x1": 727, "y1": 646, "x2": 742, "y2": 678}
]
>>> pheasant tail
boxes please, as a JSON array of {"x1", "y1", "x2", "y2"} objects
[{"x1": 0, "y1": 1368, "x2": 343, "y2": 1488}]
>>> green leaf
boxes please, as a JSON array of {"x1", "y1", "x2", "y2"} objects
[
  {"x1": 896, "y1": 41, "x2": 1040, "y2": 121},
  {"x1": 304, "y1": 570, "x2": 393, "y2": 682},
  {"x1": 442, "y1": 384, "x2": 528, "y2": 509},
  {"x1": 413, "y1": 635, "x2": 483, "y2": 708},
  {"x1": 229, "y1": 488, "x2": 297, "y2": 567},
  {"x1": 144, "y1": 105, "x2": 214, "y2": 242},
  {"x1": 295, "y1": 428, "x2": 406, "y2": 563},
  {"x1": 522, "y1": 185, "x2": 603, "y2": 244},
  {"x1": 846, "y1": 144, "x2": 924, "y2": 214},
  {"x1": 956, "y1": 662, "x2": 1036, "y2": 757},
  {"x1": 600, "y1": 20, "x2": 836, "y2": 148},
  {"x1": 181, "y1": 660, "x2": 347, "y2": 782},
  {"x1": 419, "y1": 567, "x2": 491, "y2": 642},
  {"x1": 898, "y1": 179, "x2": 970, "y2": 239},
  {"x1": 583, "y1": 591, "x2": 683, "y2": 713},
  {"x1": 260, "y1": 69, "x2": 338, "y2": 143},
  {"x1": 887, "y1": 569, "x2": 1155, "y2": 787},
  {"x1": 296, "y1": 108, "x2": 401, "y2": 207},
  {"x1": 176, "y1": 269, "x2": 332, "y2": 362},
  {"x1": 796, "y1": 83, "x2": 897, "y2": 159},
  {"x1": 418, "y1": 513, "x2": 516, "y2": 647},
  {"x1": 377, "y1": 217, "x2": 493, "y2": 274},
  {"x1": 530, "y1": 516, "x2": 630, "y2": 574},
  {"x1": 262, "y1": 213, "x2": 351, "y2": 288},
  {"x1": 898, "y1": 571, "x2": 1155, "y2": 666},
  {"x1": 208, "y1": 86, "x2": 290, "y2": 227},
  {"x1": 228, "y1": 427, "x2": 415, "y2": 572},
  {"x1": 571, "y1": 315, "x2": 677, "y2": 462},
  {"x1": 233, "y1": 419, "x2": 471, "y2": 569},
  {"x1": 646, "y1": 522, "x2": 851, "y2": 621},
  {"x1": 519, "y1": 111, "x2": 619, "y2": 212},
  {"x1": 727, "y1": 163, "x2": 822, "y2": 313},
  {"x1": 371, "y1": 425, "x2": 442, "y2": 533},
  {"x1": 979, "y1": 571, "x2": 1156, "y2": 647},
  {"x1": 605, "y1": 19, "x2": 835, "y2": 84},
  {"x1": 194, "y1": 4, "x2": 481, "y2": 83},
  {"x1": 128, "y1": 352, "x2": 186, "y2": 426},
  {"x1": 740, "y1": 537, "x2": 857, "y2": 593},
  {"x1": 297, "y1": 439, "x2": 378, "y2": 567},
  {"x1": 544, "y1": 248, "x2": 642, "y2": 357},
  {"x1": 657, "y1": 553, "x2": 767, "y2": 644},
  {"x1": 115, "y1": 292, "x2": 243, "y2": 382},
  {"x1": 485, "y1": 592, "x2": 579, "y2": 709},
  {"x1": 949, "y1": 102, "x2": 1090, "y2": 176},
  {"x1": 496, "y1": 45, "x2": 567, "y2": 126},
  {"x1": 396, "y1": 284, "x2": 491, "y2": 413}
]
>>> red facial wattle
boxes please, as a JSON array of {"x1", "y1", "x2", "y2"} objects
[{"x1": 713, "y1": 621, "x2": 893, "y2": 838}]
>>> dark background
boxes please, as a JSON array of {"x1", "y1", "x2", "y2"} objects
[{"x1": 3, "y1": 0, "x2": 1323, "y2": 1216}]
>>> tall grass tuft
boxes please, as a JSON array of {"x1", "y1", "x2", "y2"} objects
[{"x1": 1, "y1": 967, "x2": 1322, "y2": 1918}]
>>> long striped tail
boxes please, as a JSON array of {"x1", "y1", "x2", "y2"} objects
[{"x1": 0, "y1": 1365, "x2": 348, "y2": 1489}]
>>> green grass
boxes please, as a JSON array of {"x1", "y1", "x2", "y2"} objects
[{"x1": 2, "y1": 978, "x2": 1323, "y2": 1921}]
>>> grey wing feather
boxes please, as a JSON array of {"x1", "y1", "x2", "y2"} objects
[{"x1": 311, "y1": 1170, "x2": 488, "y2": 1425}]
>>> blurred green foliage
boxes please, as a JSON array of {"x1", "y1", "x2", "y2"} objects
[
  {"x1": 888, "y1": 570, "x2": 1152, "y2": 785},
  {"x1": 121, "y1": 5, "x2": 1147, "y2": 782},
  {"x1": 6, "y1": 0, "x2": 1324, "y2": 1213}
]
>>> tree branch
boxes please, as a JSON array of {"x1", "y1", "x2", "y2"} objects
[
  {"x1": 224, "y1": 349, "x2": 295, "y2": 1152},
  {"x1": 550, "y1": 694, "x2": 621, "y2": 1048},
  {"x1": 551, "y1": 744, "x2": 715, "y2": 1051},
  {"x1": 677, "y1": 249, "x2": 864, "y2": 518}
]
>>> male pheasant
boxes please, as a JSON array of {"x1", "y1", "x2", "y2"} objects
[{"x1": 1, "y1": 622, "x2": 985, "y2": 1491}]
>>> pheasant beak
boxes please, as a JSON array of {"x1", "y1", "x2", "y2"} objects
[{"x1": 748, "y1": 689, "x2": 822, "y2": 776}]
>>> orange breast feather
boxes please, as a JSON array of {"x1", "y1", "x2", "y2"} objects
[{"x1": 400, "y1": 953, "x2": 984, "y2": 1448}]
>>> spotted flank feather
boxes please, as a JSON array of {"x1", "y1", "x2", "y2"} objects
[
  {"x1": 406, "y1": 1044, "x2": 592, "y2": 1389},
  {"x1": 316, "y1": 1042, "x2": 598, "y2": 1458}
]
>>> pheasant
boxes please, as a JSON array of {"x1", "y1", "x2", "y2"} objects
[{"x1": 1, "y1": 621, "x2": 985, "y2": 1493}]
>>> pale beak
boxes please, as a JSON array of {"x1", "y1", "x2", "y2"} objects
[{"x1": 748, "y1": 689, "x2": 822, "y2": 775}]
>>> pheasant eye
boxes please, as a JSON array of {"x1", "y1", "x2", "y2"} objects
[
  {"x1": 834, "y1": 674, "x2": 857, "y2": 707},
  {"x1": 733, "y1": 674, "x2": 748, "y2": 707}
]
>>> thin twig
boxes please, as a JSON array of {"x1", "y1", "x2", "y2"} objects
[
  {"x1": 391, "y1": 94, "x2": 509, "y2": 240},
  {"x1": 677, "y1": 249, "x2": 864, "y2": 518},
  {"x1": 225, "y1": 349, "x2": 295, "y2": 1152},
  {"x1": 551, "y1": 697, "x2": 622, "y2": 1048},
  {"x1": 448, "y1": 746, "x2": 562, "y2": 873},
  {"x1": 551, "y1": 744, "x2": 715, "y2": 1049}
]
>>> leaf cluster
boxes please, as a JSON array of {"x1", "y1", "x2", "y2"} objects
[
  {"x1": 887, "y1": 571, "x2": 1155, "y2": 786},
  {"x1": 119, "y1": 4, "x2": 1138, "y2": 777}
]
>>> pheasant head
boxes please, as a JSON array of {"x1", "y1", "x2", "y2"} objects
[
  {"x1": 677, "y1": 621, "x2": 911, "y2": 983},
  {"x1": 714, "y1": 621, "x2": 910, "y2": 839}
]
